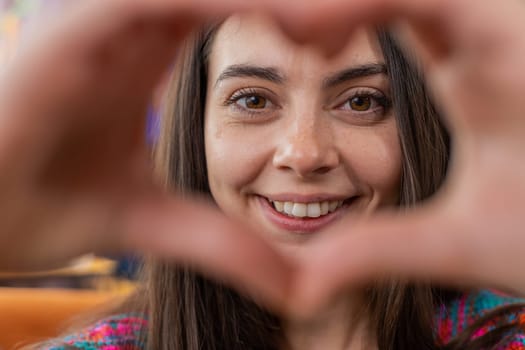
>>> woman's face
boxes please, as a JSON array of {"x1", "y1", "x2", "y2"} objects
[{"x1": 204, "y1": 15, "x2": 402, "y2": 247}]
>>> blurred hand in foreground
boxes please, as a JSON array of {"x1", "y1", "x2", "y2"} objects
[
  {"x1": 0, "y1": 0, "x2": 525, "y2": 317},
  {"x1": 0, "y1": 0, "x2": 297, "y2": 311},
  {"x1": 285, "y1": 0, "x2": 525, "y2": 315}
]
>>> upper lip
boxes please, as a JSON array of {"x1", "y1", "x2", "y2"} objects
[{"x1": 261, "y1": 193, "x2": 355, "y2": 203}]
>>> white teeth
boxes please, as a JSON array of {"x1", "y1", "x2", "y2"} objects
[
  {"x1": 307, "y1": 202, "x2": 321, "y2": 218},
  {"x1": 271, "y1": 199, "x2": 344, "y2": 218},
  {"x1": 320, "y1": 201, "x2": 329, "y2": 215},
  {"x1": 274, "y1": 201, "x2": 284, "y2": 212},
  {"x1": 292, "y1": 203, "x2": 307, "y2": 217}
]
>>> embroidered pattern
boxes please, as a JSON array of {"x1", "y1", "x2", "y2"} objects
[{"x1": 47, "y1": 290, "x2": 525, "y2": 349}]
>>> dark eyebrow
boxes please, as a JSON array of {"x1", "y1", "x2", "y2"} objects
[
  {"x1": 323, "y1": 63, "x2": 387, "y2": 89},
  {"x1": 215, "y1": 64, "x2": 284, "y2": 88}
]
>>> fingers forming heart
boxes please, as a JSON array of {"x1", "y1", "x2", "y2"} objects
[{"x1": 2, "y1": 0, "x2": 525, "y2": 321}]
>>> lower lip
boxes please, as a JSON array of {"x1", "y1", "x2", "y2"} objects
[{"x1": 257, "y1": 196, "x2": 348, "y2": 234}]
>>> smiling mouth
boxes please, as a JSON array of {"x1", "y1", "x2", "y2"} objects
[
  {"x1": 267, "y1": 198, "x2": 355, "y2": 219},
  {"x1": 258, "y1": 196, "x2": 357, "y2": 234}
]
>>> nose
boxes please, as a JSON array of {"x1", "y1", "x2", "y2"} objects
[{"x1": 273, "y1": 114, "x2": 339, "y2": 178}]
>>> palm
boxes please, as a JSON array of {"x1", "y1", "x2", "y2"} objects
[
  {"x1": 1, "y1": 0, "x2": 525, "y2": 318},
  {"x1": 403, "y1": 0, "x2": 525, "y2": 291},
  {"x1": 0, "y1": 2, "x2": 295, "y2": 311},
  {"x1": 0, "y1": 5, "x2": 174, "y2": 269}
]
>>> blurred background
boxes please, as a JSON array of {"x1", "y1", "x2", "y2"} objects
[
  {"x1": 1, "y1": 2, "x2": 142, "y2": 348},
  {"x1": 1, "y1": 0, "x2": 66, "y2": 66}
]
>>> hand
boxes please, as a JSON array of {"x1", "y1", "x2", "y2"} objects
[
  {"x1": 0, "y1": 0, "x2": 297, "y2": 311},
  {"x1": 2, "y1": 0, "x2": 525, "y2": 319},
  {"x1": 283, "y1": 0, "x2": 525, "y2": 315}
]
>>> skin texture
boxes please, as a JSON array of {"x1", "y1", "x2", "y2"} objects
[
  {"x1": 0, "y1": 0, "x2": 525, "y2": 322},
  {"x1": 204, "y1": 15, "x2": 399, "y2": 348},
  {"x1": 205, "y1": 16, "x2": 401, "y2": 246}
]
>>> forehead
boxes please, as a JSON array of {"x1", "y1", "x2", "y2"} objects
[{"x1": 209, "y1": 14, "x2": 384, "y2": 82}]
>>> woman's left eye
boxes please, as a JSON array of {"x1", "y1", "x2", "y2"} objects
[
  {"x1": 338, "y1": 94, "x2": 385, "y2": 113},
  {"x1": 348, "y1": 96, "x2": 373, "y2": 111}
]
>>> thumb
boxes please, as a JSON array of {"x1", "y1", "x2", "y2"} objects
[
  {"x1": 116, "y1": 195, "x2": 295, "y2": 313},
  {"x1": 288, "y1": 202, "x2": 479, "y2": 317}
]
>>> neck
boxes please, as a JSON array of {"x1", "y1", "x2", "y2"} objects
[{"x1": 282, "y1": 292, "x2": 376, "y2": 350}]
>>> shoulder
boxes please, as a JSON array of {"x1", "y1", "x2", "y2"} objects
[
  {"x1": 41, "y1": 313, "x2": 148, "y2": 350},
  {"x1": 435, "y1": 289, "x2": 525, "y2": 348}
]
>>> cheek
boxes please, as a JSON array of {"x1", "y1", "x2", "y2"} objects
[
  {"x1": 340, "y1": 123, "x2": 402, "y2": 200},
  {"x1": 204, "y1": 118, "x2": 273, "y2": 201}
]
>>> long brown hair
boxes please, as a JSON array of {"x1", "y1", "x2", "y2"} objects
[{"x1": 145, "y1": 24, "x2": 518, "y2": 350}]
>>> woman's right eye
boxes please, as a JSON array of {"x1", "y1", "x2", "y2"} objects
[
  {"x1": 225, "y1": 88, "x2": 277, "y2": 115},
  {"x1": 223, "y1": 89, "x2": 279, "y2": 122},
  {"x1": 236, "y1": 94, "x2": 270, "y2": 109}
]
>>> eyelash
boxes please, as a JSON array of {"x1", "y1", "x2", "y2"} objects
[
  {"x1": 224, "y1": 88, "x2": 276, "y2": 117},
  {"x1": 224, "y1": 87, "x2": 392, "y2": 120},
  {"x1": 335, "y1": 88, "x2": 392, "y2": 116}
]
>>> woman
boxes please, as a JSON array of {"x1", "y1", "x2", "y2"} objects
[
  {"x1": 42, "y1": 11, "x2": 525, "y2": 350},
  {"x1": 3, "y1": 0, "x2": 525, "y2": 349},
  {"x1": 151, "y1": 17, "x2": 447, "y2": 350}
]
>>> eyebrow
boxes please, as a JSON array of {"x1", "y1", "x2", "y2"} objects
[
  {"x1": 215, "y1": 64, "x2": 284, "y2": 88},
  {"x1": 214, "y1": 62, "x2": 387, "y2": 89},
  {"x1": 323, "y1": 63, "x2": 387, "y2": 89}
]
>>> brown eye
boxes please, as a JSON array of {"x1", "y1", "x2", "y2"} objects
[
  {"x1": 243, "y1": 95, "x2": 267, "y2": 109},
  {"x1": 349, "y1": 96, "x2": 372, "y2": 111},
  {"x1": 227, "y1": 89, "x2": 276, "y2": 115}
]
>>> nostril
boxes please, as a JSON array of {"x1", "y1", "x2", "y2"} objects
[
  {"x1": 315, "y1": 166, "x2": 332, "y2": 175},
  {"x1": 273, "y1": 143, "x2": 339, "y2": 177}
]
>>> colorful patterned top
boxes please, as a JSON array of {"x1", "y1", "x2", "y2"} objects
[
  {"x1": 43, "y1": 314, "x2": 147, "y2": 350},
  {"x1": 435, "y1": 289, "x2": 525, "y2": 349},
  {"x1": 43, "y1": 289, "x2": 525, "y2": 350}
]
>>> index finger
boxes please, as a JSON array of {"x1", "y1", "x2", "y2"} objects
[{"x1": 279, "y1": 0, "x2": 525, "y2": 60}]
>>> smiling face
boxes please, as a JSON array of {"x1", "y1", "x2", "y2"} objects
[{"x1": 204, "y1": 14, "x2": 402, "y2": 245}]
